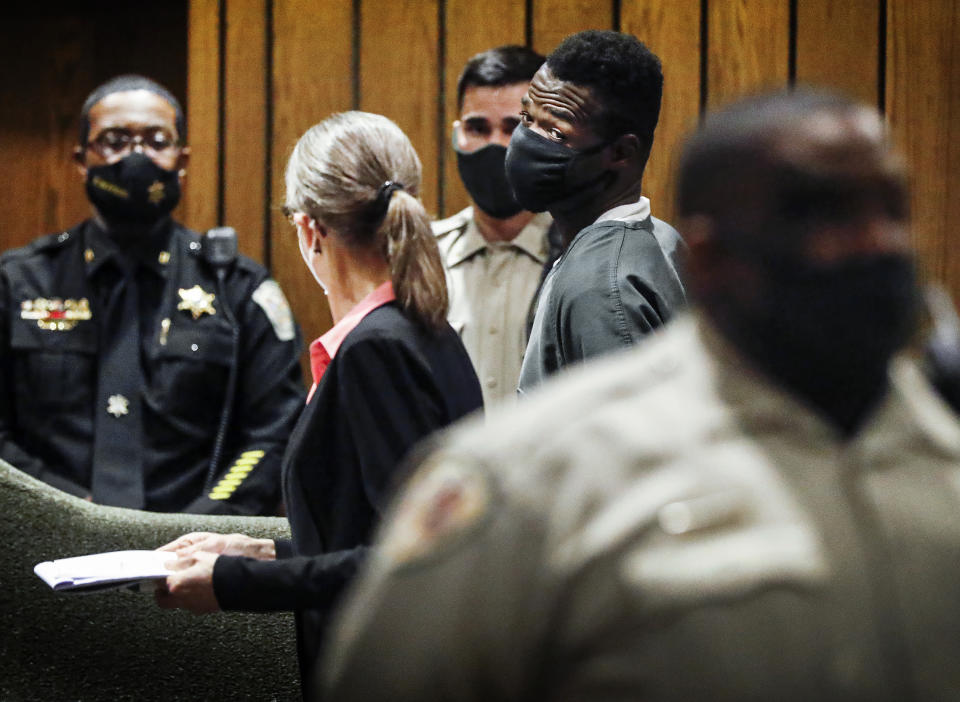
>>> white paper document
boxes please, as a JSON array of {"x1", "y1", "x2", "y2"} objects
[{"x1": 34, "y1": 550, "x2": 176, "y2": 593}]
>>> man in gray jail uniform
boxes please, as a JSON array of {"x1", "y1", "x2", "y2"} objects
[
  {"x1": 319, "y1": 89, "x2": 960, "y2": 701},
  {"x1": 512, "y1": 31, "x2": 686, "y2": 394}
]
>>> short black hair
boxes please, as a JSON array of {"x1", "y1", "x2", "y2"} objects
[
  {"x1": 456, "y1": 45, "x2": 545, "y2": 111},
  {"x1": 546, "y1": 30, "x2": 662, "y2": 156},
  {"x1": 78, "y1": 74, "x2": 186, "y2": 147}
]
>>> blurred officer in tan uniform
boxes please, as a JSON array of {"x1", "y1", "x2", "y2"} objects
[
  {"x1": 433, "y1": 45, "x2": 555, "y2": 406},
  {"x1": 320, "y1": 89, "x2": 960, "y2": 701}
]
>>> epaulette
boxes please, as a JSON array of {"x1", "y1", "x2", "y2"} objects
[
  {"x1": 431, "y1": 207, "x2": 473, "y2": 239},
  {"x1": 1, "y1": 230, "x2": 76, "y2": 264}
]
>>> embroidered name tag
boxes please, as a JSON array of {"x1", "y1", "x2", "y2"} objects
[{"x1": 20, "y1": 297, "x2": 92, "y2": 331}]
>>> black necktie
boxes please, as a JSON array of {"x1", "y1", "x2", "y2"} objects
[{"x1": 91, "y1": 262, "x2": 145, "y2": 508}]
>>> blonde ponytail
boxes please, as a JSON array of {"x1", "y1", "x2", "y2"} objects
[
  {"x1": 284, "y1": 111, "x2": 449, "y2": 331},
  {"x1": 378, "y1": 188, "x2": 448, "y2": 329}
]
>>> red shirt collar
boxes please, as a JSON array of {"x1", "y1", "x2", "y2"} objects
[{"x1": 307, "y1": 281, "x2": 396, "y2": 401}]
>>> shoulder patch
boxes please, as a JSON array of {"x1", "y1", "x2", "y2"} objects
[
  {"x1": 380, "y1": 454, "x2": 492, "y2": 568},
  {"x1": 252, "y1": 279, "x2": 296, "y2": 341}
]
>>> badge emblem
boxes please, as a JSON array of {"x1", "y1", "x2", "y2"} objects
[
  {"x1": 177, "y1": 286, "x2": 216, "y2": 319},
  {"x1": 148, "y1": 180, "x2": 165, "y2": 204},
  {"x1": 380, "y1": 456, "x2": 491, "y2": 568},
  {"x1": 106, "y1": 394, "x2": 129, "y2": 418},
  {"x1": 252, "y1": 279, "x2": 296, "y2": 341},
  {"x1": 20, "y1": 297, "x2": 92, "y2": 331}
]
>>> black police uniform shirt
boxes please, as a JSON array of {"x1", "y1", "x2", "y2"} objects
[{"x1": 0, "y1": 217, "x2": 305, "y2": 514}]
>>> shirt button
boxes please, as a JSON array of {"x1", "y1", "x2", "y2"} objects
[
  {"x1": 189, "y1": 241, "x2": 201, "y2": 251},
  {"x1": 485, "y1": 377, "x2": 497, "y2": 389},
  {"x1": 489, "y1": 327, "x2": 498, "y2": 335},
  {"x1": 191, "y1": 343, "x2": 199, "y2": 352}
]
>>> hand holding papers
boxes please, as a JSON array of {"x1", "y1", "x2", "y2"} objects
[{"x1": 34, "y1": 550, "x2": 176, "y2": 593}]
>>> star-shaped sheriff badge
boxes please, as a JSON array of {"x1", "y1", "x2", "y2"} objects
[
  {"x1": 177, "y1": 285, "x2": 217, "y2": 319},
  {"x1": 106, "y1": 394, "x2": 129, "y2": 418},
  {"x1": 148, "y1": 180, "x2": 165, "y2": 204}
]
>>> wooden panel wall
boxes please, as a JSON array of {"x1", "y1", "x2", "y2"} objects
[
  {"x1": 2, "y1": 0, "x2": 958, "y2": 365},
  {"x1": 270, "y1": 0, "x2": 355, "y2": 364},
  {"x1": 621, "y1": 0, "x2": 702, "y2": 233},
  {"x1": 184, "y1": 0, "x2": 220, "y2": 234},
  {"x1": 531, "y1": 0, "x2": 614, "y2": 54},
  {"x1": 795, "y1": 0, "x2": 880, "y2": 106},
  {"x1": 707, "y1": 0, "x2": 791, "y2": 107},
  {"x1": 0, "y1": 2, "x2": 187, "y2": 250},
  {"x1": 360, "y1": 1, "x2": 441, "y2": 214},
  {"x1": 887, "y1": 0, "x2": 960, "y2": 294}
]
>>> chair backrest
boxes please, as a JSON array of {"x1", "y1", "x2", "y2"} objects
[{"x1": 0, "y1": 461, "x2": 300, "y2": 701}]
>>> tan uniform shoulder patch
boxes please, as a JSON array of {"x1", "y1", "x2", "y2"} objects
[
  {"x1": 252, "y1": 279, "x2": 296, "y2": 341},
  {"x1": 380, "y1": 454, "x2": 492, "y2": 568}
]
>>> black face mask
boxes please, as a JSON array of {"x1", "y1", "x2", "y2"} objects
[
  {"x1": 740, "y1": 253, "x2": 919, "y2": 427},
  {"x1": 453, "y1": 132, "x2": 524, "y2": 219},
  {"x1": 505, "y1": 123, "x2": 612, "y2": 213},
  {"x1": 85, "y1": 152, "x2": 181, "y2": 224}
]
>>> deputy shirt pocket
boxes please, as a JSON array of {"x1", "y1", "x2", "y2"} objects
[
  {"x1": 155, "y1": 318, "x2": 234, "y2": 365},
  {"x1": 9, "y1": 317, "x2": 98, "y2": 409},
  {"x1": 150, "y1": 316, "x2": 234, "y2": 422}
]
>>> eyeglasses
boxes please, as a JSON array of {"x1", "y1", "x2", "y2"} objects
[{"x1": 88, "y1": 127, "x2": 179, "y2": 158}]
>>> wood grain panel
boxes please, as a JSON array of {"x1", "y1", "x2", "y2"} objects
[
  {"x1": 223, "y1": 0, "x2": 267, "y2": 262},
  {"x1": 707, "y1": 0, "x2": 790, "y2": 107},
  {"x1": 531, "y1": 0, "x2": 614, "y2": 55},
  {"x1": 360, "y1": 0, "x2": 441, "y2": 216},
  {"x1": 887, "y1": 0, "x2": 960, "y2": 297},
  {"x1": 0, "y1": 14, "x2": 92, "y2": 249},
  {"x1": 796, "y1": 0, "x2": 880, "y2": 106},
  {"x1": 442, "y1": 0, "x2": 527, "y2": 217},
  {"x1": 0, "y1": 3, "x2": 186, "y2": 256},
  {"x1": 621, "y1": 0, "x2": 702, "y2": 228},
  {"x1": 271, "y1": 0, "x2": 354, "y2": 358},
  {"x1": 185, "y1": 0, "x2": 221, "y2": 233}
]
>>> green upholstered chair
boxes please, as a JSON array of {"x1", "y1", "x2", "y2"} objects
[{"x1": 0, "y1": 460, "x2": 299, "y2": 701}]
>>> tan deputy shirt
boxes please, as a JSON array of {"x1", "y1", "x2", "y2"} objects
[
  {"x1": 433, "y1": 207, "x2": 552, "y2": 407},
  {"x1": 322, "y1": 313, "x2": 960, "y2": 701}
]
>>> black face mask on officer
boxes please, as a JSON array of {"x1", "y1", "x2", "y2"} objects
[
  {"x1": 453, "y1": 130, "x2": 524, "y2": 219},
  {"x1": 85, "y1": 152, "x2": 181, "y2": 224},
  {"x1": 505, "y1": 123, "x2": 613, "y2": 214},
  {"x1": 732, "y1": 247, "x2": 919, "y2": 425}
]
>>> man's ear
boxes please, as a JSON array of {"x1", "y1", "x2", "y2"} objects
[
  {"x1": 73, "y1": 145, "x2": 87, "y2": 180},
  {"x1": 608, "y1": 133, "x2": 642, "y2": 168},
  {"x1": 681, "y1": 215, "x2": 723, "y2": 300},
  {"x1": 176, "y1": 146, "x2": 191, "y2": 179}
]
